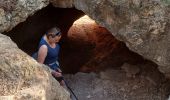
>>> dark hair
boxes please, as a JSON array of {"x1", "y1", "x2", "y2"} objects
[{"x1": 46, "y1": 27, "x2": 61, "y2": 38}]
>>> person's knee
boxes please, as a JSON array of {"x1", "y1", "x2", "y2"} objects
[
  {"x1": 51, "y1": 71, "x2": 62, "y2": 77},
  {"x1": 60, "y1": 80, "x2": 66, "y2": 86}
]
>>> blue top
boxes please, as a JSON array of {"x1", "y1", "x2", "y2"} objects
[{"x1": 38, "y1": 36, "x2": 60, "y2": 70}]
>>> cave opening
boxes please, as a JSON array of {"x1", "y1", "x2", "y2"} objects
[
  {"x1": 2, "y1": 4, "x2": 149, "y2": 74},
  {"x1": 2, "y1": 3, "x2": 170, "y2": 99}
]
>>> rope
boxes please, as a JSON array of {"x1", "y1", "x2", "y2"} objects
[{"x1": 63, "y1": 79, "x2": 79, "y2": 100}]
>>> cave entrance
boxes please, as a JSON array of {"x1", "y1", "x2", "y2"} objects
[
  {"x1": 2, "y1": 3, "x2": 170, "y2": 99},
  {"x1": 2, "y1": 4, "x2": 146, "y2": 74}
]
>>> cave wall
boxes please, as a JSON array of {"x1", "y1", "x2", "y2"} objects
[{"x1": 62, "y1": 15, "x2": 146, "y2": 73}]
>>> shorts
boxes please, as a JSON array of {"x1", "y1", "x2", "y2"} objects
[{"x1": 48, "y1": 61, "x2": 60, "y2": 71}]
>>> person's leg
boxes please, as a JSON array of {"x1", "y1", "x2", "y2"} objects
[
  {"x1": 51, "y1": 71, "x2": 70, "y2": 93},
  {"x1": 60, "y1": 80, "x2": 65, "y2": 86},
  {"x1": 51, "y1": 72, "x2": 66, "y2": 86}
]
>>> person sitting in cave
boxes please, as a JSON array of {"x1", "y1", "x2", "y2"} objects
[{"x1": 32, "y1": 27, "x2": 65, "y2": 86}]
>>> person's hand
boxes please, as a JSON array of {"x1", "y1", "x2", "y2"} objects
[
  {"x1": 57, "y1": 68, "x2": 62, "y2": 73},
  {"x1": 51, "y1": 71, "x2": 62, "y2": 77}
]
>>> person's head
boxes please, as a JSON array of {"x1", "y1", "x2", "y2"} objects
[{"x1": 46, "y1": 27, "x2": 62, "y2": 43}]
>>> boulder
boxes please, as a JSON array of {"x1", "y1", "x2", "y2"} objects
[
  {"x1": 0, "y1": 0, "x2": 49, "y2": 32},
  {"x1": 0, "y1": 33, "x2": 70, "y2": 100}
]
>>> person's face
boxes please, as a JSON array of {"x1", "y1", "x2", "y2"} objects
[
  {"x1": 54, "y1": 35, "x2": 61, "y2": 43},
  {"x1": 48, "y1": 32, "x2": 61, "y2": 43}
]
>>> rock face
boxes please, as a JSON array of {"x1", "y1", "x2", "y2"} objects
[
  {"x1": 0, "y1": 0, "x2": 48, "y2": 32},
  {"x1": 62, "y1": 15, "x2": 144, "y2": 73},
  {"x1": 0, "y1": 33, "x2": 70, "y2": 100},
  {"x1": 51, "y1": 0, "x2": 170, "y2": 77},
  {"x1": 50, "y1": 0, "x2": 73, "y2": 8}
]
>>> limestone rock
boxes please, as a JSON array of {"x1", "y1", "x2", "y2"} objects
[
  {"x1": 0, "y1": 33, "x2": 70, "y2": 100},
  {"x1": 50, "y1": 0, "x2": 74, "y2": 8},
  {"x1": 0, "y1": 0, "x2": 49, "y2": 32}
]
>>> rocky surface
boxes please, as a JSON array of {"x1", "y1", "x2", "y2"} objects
[
  {"x1": 50, "y1": 0, "x2": 73, "y2": 8},
  {"x1": 64, "y1": 67, "x2": 169, "y2": 100},
  {"x1": 65, "y1": 15, "x2": 120, "y2": 73},
  {"x1": 121, "y1": 63, "x2": 140, "y2": 78},
  {"x1": 0, "y1": 0, "x2": 48, "y2": 32},
  {"x1": 0, "y1": 33, "x2": 70, "y2": 100}
]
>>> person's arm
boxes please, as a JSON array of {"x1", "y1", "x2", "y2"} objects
[
  {"x1": 37, "y1": 45, "x2": 47, "y2": 64},
  {"x1": 37, "y1": 45, "x2": 60, "y2": 75}
]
